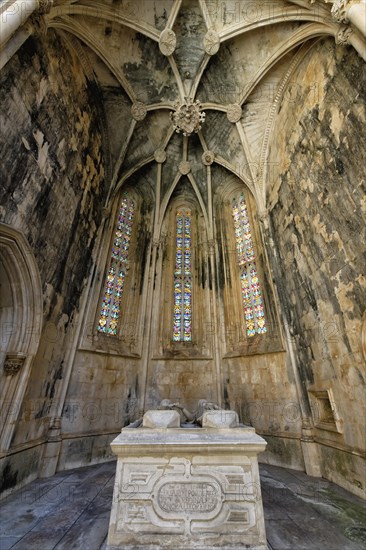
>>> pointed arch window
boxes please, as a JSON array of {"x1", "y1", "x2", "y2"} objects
[
  {"x1": 232, "y1": 193, "x2": 267, "y2": 337},
  {"x1": 98, "y1": 194, "x2": 135, "y2": 335},
  {"x1": 173, "y1": 208, "x2": 192, "y2": 342}
]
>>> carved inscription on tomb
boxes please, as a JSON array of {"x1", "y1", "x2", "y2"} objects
[{"x1": 157, "y1": 482, "x2": 219, "y2": 513}]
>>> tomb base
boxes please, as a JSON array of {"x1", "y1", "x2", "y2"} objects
[{"x1": 107, "y1": 425, "x2": 267, "y2": 549}]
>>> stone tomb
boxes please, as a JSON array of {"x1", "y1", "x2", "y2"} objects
[{"x1": 107, "y1": 410, "x2": 267, "y2": 549}]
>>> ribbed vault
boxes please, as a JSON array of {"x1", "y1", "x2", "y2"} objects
[{"x1": 44, "y1": 0, "x2": 349, "y2": 213}]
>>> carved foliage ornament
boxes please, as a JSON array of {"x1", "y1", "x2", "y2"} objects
[
  {"x1": 159, "y1": 29, "x2": 176, "y2": 56},
  {"x1": 331, "y1": 0, "x2": 350, "y2": 23},
  {"x1": 38, "y1": 0, "x2": 53, "y2": 14},
  {"x1": 171, "y1": 98, "x2": 206, "y2": 136},
  {"x1": 335, "y1": 24, "x2": 353, "y2": 45}
]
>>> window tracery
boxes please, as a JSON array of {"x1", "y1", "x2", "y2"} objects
[
  {"x1": 98, "y1": 193, "x2": 135, "y2": 335},
  {"x1": 173, "y1": 208, "x2": 192, "y2": 342},
  {"x1": 232, "y1": 193, "x2": 266, "y2": 337}
]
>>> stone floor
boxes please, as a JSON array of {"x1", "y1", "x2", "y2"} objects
[{"x1": 0, "y1": 461, "x2": 365, "y2": 549}]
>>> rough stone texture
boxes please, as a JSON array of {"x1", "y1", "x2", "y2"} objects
[
  {"x1": 0, "y1": 29, "x2": 106, "y2": 491},
  {"x1": 173, "y1": 0, "x2": 207, "y2": 83},
  {"x1": 1, "y1": 0, "x2": 365, "y2": 503},
  {"x1": 267, "y1": 40, "x2": 366, "y2": 496}
]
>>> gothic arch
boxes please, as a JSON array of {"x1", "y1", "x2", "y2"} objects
[{"x1": 0, "y1": 223, "x2": 43, "y2": 451}]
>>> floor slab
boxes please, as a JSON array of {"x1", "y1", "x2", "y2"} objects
[{"x1": 0, "y1": 461, "x2": 364, "y2": 549}]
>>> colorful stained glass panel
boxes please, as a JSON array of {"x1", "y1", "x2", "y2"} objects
[
  {"x1": 173, "y1": 209, "x2": 192, "y2": 342},
  {"x1": 232, "y1": 194, "x2": 267, "y2": 337},
  {"x1": 98, "y1": 195, "x2": 135, "y2": 335}
]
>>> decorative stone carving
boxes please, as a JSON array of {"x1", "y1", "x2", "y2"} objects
[
  {"x1": 101, "y1": 206, "x2": 111, "y2": 219},
  {"x1": 154, "y1": 148, "x2": 167, "y2": 163},
  {"x1": 38, "y1": 0, "x2": 53, "y2": 14},
  {"x1": 131, "y1": 101, "x2": 147, "y2": 121},
  {"x1": 3, "y1": 354, "x2": 26, "y2": 376},
  {"x1": 178, "y1": 160, "x2": 191, "y2": 174},
  {"x1": 202, "y1": 150, "x2": 215, "y2": 165},
  {"x1": 159, "y1": 28, "x2": 176, "y2": 56},
  {"x1": 207, "y1": 239, "x2": 216, "y2": 254},
  {"x1": 158, "y1": 480, "x2": 219, "y2": 513},
  {"x1": 335, "y1": 24, "x2": 353, "y2": 45},
  {"x1": 171, "y1": 97, "x2": 206, "y2": 136},
  {"x1": 108, "y1": 421, "x2": 267, "y2": 549},
  {"x1": 203, "y1": 29, "x2": 220, "y2": 55},
  {"x1": 259, "y1": 209, "x2": 269, "y2": 222},
  {"x1": 227, "y1": 103, "x2": 242, "y2": 123},
  {"x1": 331, "y1": 0, "x2": 349, "y2": 23}
]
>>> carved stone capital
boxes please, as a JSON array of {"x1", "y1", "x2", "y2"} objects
[
  {"x1": 202, "y1": 150, "x2": 215, "y2": 165},
  {"x1": 179, "y1": 160, "x2": 191, "y2": 175},
  {"x1": 207, "y1": 239, "x2": 216, "y2": 253},
  {"x1": 4, "y1": 354, "x2": 26, "y2": 376},
  {"x1": 131, "y1": 102, "x2": 147, "y2": 121},
  {"x1": 38, "y1": 0, "x2": 53, "y2": 15},
  {"x1": 331, "y1": 0, "x2": 350, "y2": 23},
  {"x1": 335, "y1": 24, "x2": 353, "y2": 44},
  {"x1": 203, "y1": 30, "x2": 220, "y2": 55},
  {"x1": 258, "y1": 209, "x2": 269, "y2": 223},
  {"x1": 159, "y1": 29, "x2": 176, "y2": 56},
  {"x1": 227, "y1": 103, "x2": 242, "y2": 123},
  {"x1": 154, "y1": 148, "x2": 167, "y2": 163},
  {"x1": 102, "y1": 206, "x2": 111, "y2": 219}
]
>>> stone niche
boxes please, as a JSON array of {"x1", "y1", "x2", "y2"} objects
[{"x1": 107, "y1": 410, "x2": 267, "y2": 549}]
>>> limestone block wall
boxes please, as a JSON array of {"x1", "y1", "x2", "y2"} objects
[
  {"x1": 57, "y1": 351, "x2": 141, "y2": 471},
  {"x1": 267, "y1": 40, "x2": 366, "y2": 497},
  {"x1": 223, "y1": 352, "x2": 304, "y2": 471},
  {"x1": 58, "y1": 189, "x2": 153, "y2": 470},
  {"x1": 59, "y1": 171, "x2": 306, "y2": 474},
  {"x1": 0, "y1": 30, "x2": 106, "y2": 493}
]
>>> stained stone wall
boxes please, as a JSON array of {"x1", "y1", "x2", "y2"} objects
[
  {"x1": 1, "y1": 2, "x2": 365, "y2": 502},
  {"x1": 0, "y1": 30, "x2": 106, "y2": 492},
  {"x1": 267, "y1": 40, "x2": 366, "y2": 496}
]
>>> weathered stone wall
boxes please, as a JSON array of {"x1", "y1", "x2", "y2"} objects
[
  {"x1": 0, "y1": 29, "x2": 106, "y2": 493},
  {"x1": 57, "y1": 186, "x2": 153, "y2": 470},
  {"x1": 267, "y1": 40, "x2": 366, "y2": 496},
  {"x1": 223, "y1": 351, "x2": 305, "y2": 471}
]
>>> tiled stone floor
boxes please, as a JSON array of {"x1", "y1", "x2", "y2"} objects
[{"x1": 0, "y1": 461, "x2": 365, "y2": 549}]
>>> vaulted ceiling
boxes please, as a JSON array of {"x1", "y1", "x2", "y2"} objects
[{"x1": 46, "y1": 0, "x2": 343, "y2": 211}]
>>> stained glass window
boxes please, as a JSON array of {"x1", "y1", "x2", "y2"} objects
[
  {"x1": 173, "y1": 209, "x2": 192, "y2": 342},
  {"x1": 98, "y1": 194, "x2": 135, "y2": 335},
  {"x1": 232, "y1": 193, "x2": 267, "y2": 337}
]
